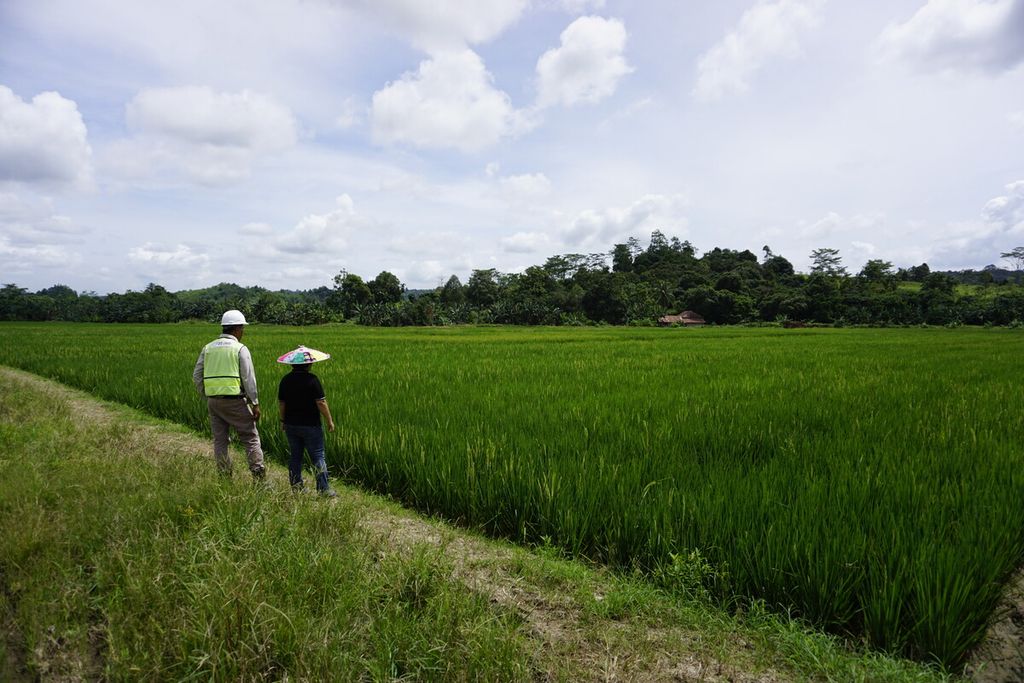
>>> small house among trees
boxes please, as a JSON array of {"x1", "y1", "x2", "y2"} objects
[{"x1": 658, "y1": 310, "x2": 706, "y2": 326}]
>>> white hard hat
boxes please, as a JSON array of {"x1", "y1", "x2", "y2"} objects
[{"x1": 221, "y1": 309, "x2": 248, "y2": 326}]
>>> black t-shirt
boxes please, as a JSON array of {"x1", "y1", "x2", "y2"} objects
[{"x1": 277, "y1": 370, "x2": 326, "y2": 426}]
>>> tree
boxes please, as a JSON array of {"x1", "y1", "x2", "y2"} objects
[
  {"x1": 0, "y1": 284, "x2": 28, "y2": 320},
  {"x1": 809, "y1": 248, "x2": 847, "y2": 277},
  {"x1": 544, "y1": 254, "x2": 587, "y2": 281},
  {"x1": 368, "y1": 271, "x2": 404, "y2": 304},
  {"x1": 252, "y1": 291, "x2": 287, "y2": 323},
  {"x1": 920, "y1": 273, "x2": 958, "y2": 324},
  {"x1": 702, "y1": 247, "x2": 758, "y2": 275},
  {"x1": 329, "y1": 271, "x2": 372, "y2": 318},
  {"x1": 141, "y1": 283, "x2": 179, "y2": 322},
  {"x1": 670, "y1": 237, "x2": 696, "y2": 258},
  {"x1": 37, "y1": 284, "x2": 78, "y2": 319},
  {"x1": 858, "y1": 259, "x2": 896, "y2": 291},
  {"x1": 1001, "y1": 247, "x2": 1024, "y2": 272},
  {"x1": 646, "y1": 230, "x2": 669, "y2": 254},
  {"x1": 762, "y1": 255, "x2": 795, "y2": 280},
  {"x1": 439, "y1": 275, "x2": 466, "y2": 306},
  {"x1": 582, "y1": 272, "x2": 630, "y2": 324},
  {"x1": 907, "y1": 263, "x2": 930, "y2": 282},
  {"x1": 611, "y1": 243, "x2": 633, "y2": 273},
  {"x1": 680, "y1": 285, "x2": 755, "y2": 324},
  {"x1": 466, "y1": 269, "x2": 500, "y2": 308}
]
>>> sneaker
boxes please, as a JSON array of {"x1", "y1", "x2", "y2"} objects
[{"x1": 319, "y1": 489, "x2": 338, "y2": 499}]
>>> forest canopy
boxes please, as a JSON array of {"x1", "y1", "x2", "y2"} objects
[{"x1": 4, "y1": 233, "x2": 1024, "y2": 327}]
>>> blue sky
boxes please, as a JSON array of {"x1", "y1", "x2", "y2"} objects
[{"x1": 1, "y1": 0, "x2": 1023, "y2": 293}]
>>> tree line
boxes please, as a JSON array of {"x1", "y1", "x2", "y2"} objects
[{"x1": 4, "y1": 233, "x2": 1024, "y2": 327}]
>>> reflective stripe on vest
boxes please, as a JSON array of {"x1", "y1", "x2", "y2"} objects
[{"x1": 203, "y1": 338, "x2": 243, "y2": 396}]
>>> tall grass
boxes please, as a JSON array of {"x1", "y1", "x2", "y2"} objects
[
  {"x1": 2, "y1": 322, "x2": 1022, "y2": 668},
  {"x1": 0, "y1": 368, "x2": 530, "y2": 680}
]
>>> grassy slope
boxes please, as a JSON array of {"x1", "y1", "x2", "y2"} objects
[{"x1": 0, "y1": 366, "x2": 951, "y2": 681}]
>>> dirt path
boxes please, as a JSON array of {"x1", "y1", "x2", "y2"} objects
[{"x1": 964, "y1": 569, "x2": 1024, "y2": 682}]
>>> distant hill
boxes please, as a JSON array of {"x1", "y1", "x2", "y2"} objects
[{"x1": 932, "y1": 266, "x2": 1023, "y2": 285}]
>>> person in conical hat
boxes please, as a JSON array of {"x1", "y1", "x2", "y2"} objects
[
  {"x1": 192, "y1": 310, "x2": 266, "y2": 481},
  {"x1": 276, "y1": 345, "x2": 337, "y2": 497}
]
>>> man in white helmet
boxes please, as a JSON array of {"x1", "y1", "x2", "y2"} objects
[{"x1": 192, "y1": 309, "x2": 266, "y2": 480}]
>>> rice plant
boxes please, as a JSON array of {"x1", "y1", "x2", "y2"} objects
[{"x1": 2, "y1": 321, "x2": 1021, "y2": 669}]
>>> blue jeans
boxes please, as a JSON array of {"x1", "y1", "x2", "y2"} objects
[{"x1": 284, "y1": 424, "x2": 330, "y2": 492}]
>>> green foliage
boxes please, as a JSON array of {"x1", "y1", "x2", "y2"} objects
[
  {"x1": 654, "y1": 549, "x2": 730, "y2": 604},
  {"x1": 809, "y1": 247, "x2": 847, "y2": 277},
  {"x1": 368, "y1": 270, "x2": 404, "y2": 304}
]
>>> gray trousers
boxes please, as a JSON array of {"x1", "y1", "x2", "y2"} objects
[{"x1": 207, "y1": 398, "x2": 265, "y2": 477}]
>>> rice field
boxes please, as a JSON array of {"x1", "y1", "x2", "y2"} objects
[{"x1": 2, "y1": 321, "x2": 1022, "y2": 669}]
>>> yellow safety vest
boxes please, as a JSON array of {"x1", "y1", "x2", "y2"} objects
[{"x1": 202, "y1": 337, "x2": 243, "y2": 396}]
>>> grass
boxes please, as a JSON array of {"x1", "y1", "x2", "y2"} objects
[
  {"x1": 0, "y1": 322, "x2": 1021, "y2": 669},
  {"x1": 0, "y1": 366, "x2": 955, "y2": 681},
  {"x1": 0, "y1": 370, "x2": 530, "y2": 681}
]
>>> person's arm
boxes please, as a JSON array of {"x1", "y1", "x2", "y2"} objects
[
  {"x1": 238, "y1": 345, "x2": 260, "y2": 420},
  {"x1": 192, "y1": 350, "x2": 206, "y2": 397},
  {"x1": 278, "y1": 400, "x2": 287, "y2": 429},
  {"x1": 316, "y1": 398, "x2": 335, "y2": 432}
]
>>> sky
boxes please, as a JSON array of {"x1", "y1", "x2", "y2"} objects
[{"x1": 1, "y1": 0, "x2": 1023, "y2": 294}]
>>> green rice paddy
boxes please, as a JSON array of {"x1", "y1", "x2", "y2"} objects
[{"x1": 1, "y1": 322, "x2": 1021, "y2": 670}]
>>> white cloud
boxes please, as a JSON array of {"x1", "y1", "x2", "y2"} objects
[
  {"x1": 922, "y1": 180, "x2": 1024, "y2": 267},
  {"x1": 543, "y1": 0, "x2": 606, "y2": 11},
  {"x1": 6, "y1": 0, "x2": 346, "y2": 96},
  {"x1": 564, "y1": 194, "x2": 688, "y2": 246},
  {"x1": 112, "y1": 86, "x2": 298, "y2": 185},
  {"x1": 799, "y1": 211, "x2": 885, "y2": 238},
  {"x1": 499, "y1": 172, "x2": 552, "y2": 199},
  {"x1": 386, "y1": 230, "x2": 469, "y2": 256},
  {"x1": 345, "y1": 0, "x2": 529, "y2": 51},
  {"x1": 536, "y1": 16, "x2": 633, "y2": 107},
  {"x1": 0, "y1": 192, "x2": 83, "y2": 240},
  {"x1": 597, "y1": 96, "x2": 653, "y2": 131},
  {"x1": 270, "y1": 194, "x2": 377, "y2": 257},
  {"x1": 239, "y1": 222, "x2": 273, "y2": 236},
  {"x1": 127, "y1": 86, "x2": 297, "y2": 150},
  {"x1": 0, "y1": 86, "x2": 92, "y2": 186},
  {"x1": 335, "y1": 97, "x2": 363, "y2": 129},
  {"x1": 1010, "y1": 110, "x2": 1024, "y2": 130},
  {"x1": 371, "y1": 49, "x2": 531, "y2": 152},
  {"x1": 0, "y1": 191, "x2": 86, "y2": 278},
  {"x1": 850, "y1": 240, "x2": 878, "y2": 256},
  {"x1": 128, "y1": 243, "x2": 209, "y2": 268},
  {"x1": 501, "y1": 230, "x2": 552, "y2": 253},
  {"x1": 0, "y1": 236, "x2": 79, "y2": 272},
  {"x1": 402, "y1": 259, "x2": 449, "y2": 285},
  {"x1": 693, "y1": 0, "x2": 824, "y2": 102},
  {"x1": 127, "y1": 243, "x2": 210, "y2": 282},
  {"x1": 982, "y1": 179, "x2": 1024, "y2": 230},
  {"x1": 800, "y1": 211, "x2": 842, "y2": 237},
  {"x1": 876, "y1": 0, "x2": 1024, "y2": 74}
]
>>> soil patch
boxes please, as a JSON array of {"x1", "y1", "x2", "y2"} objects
[{"x1": 966, "y1": 567, "x2": 1024, "y2": 682}]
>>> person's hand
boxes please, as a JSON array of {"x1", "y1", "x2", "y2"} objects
[
  {"x1": 252, "y1": 405, "x2": 261, "y2": 421},
  {"x1": 327, "y1": 420, "x2": 336, "y2": 433}
]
